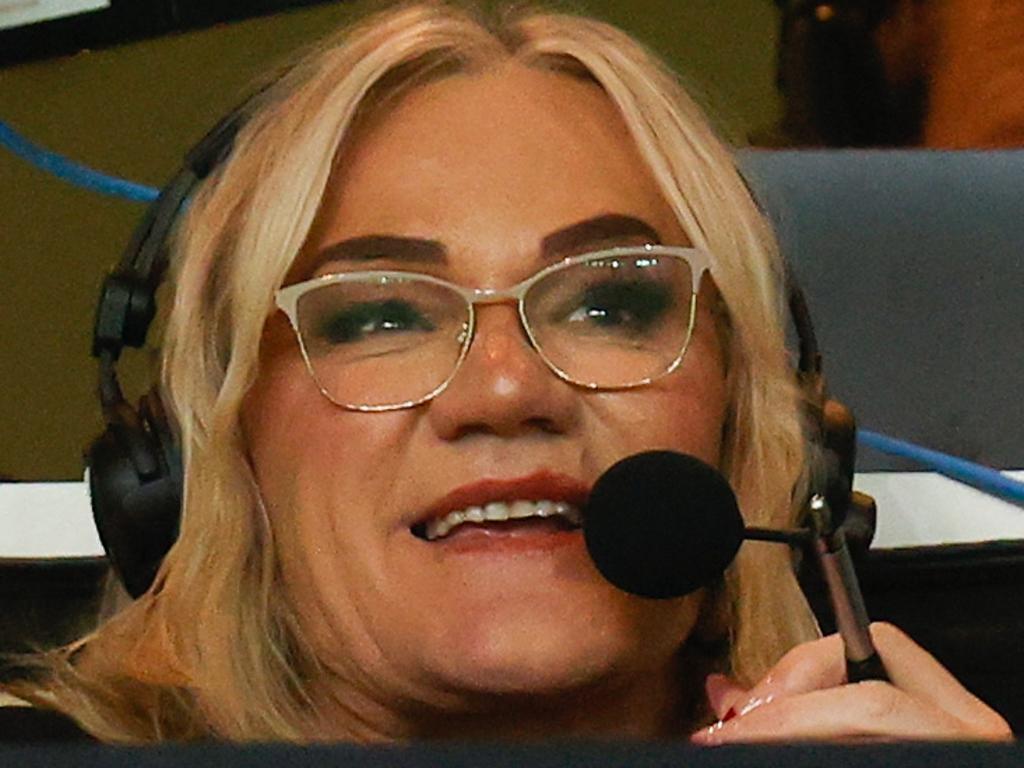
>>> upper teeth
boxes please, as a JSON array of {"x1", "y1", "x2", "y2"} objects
[{"x1": 424, "y1": 500, "x2": 582, "y2": 541}]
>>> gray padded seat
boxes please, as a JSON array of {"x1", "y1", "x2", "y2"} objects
[{"x1": 739, "y1": 150, "x2": 1024, "y2": 471}]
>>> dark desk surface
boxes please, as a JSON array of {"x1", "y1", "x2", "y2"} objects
[{"x1": 2, "y1": 741, "x2": 1023, "y2": 767}]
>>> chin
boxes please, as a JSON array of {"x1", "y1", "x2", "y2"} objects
[{"x1": 413, "y1": 600, "x2": 693, "y2": 698}]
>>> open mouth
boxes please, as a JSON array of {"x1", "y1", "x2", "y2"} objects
[{"x1": 410, "y1": 499, "x2": 583, "y2": 542}]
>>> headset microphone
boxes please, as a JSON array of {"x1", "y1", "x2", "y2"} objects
[
  {"x1": 583, "y1": 451, "x2": 746, "y2": 599},
  {"x1": 583, "y1": 450, "x2": 888, "y2": 683}
]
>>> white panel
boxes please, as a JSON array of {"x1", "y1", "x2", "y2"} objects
[
  {"x1": 0, "y1": 481, "x2": 101, "y2": 557},
  {"x1": 0, "y1": 0, "x2": 109, "y2": 32},
  {"x1": 856, "y1": 470, "x2": 1024, "y2": 548}
]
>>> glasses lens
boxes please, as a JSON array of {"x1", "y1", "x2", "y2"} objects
[
  {"x1": 524, "y1": 252, "x2": 695, "y2": 387},
  {"x1": 294, "y1": 275, "x2": 468, "y2": 408}
]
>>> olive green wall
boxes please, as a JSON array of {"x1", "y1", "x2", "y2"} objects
[{"x1": 0, "y1": 0, "x2": 780, "y2": 480}]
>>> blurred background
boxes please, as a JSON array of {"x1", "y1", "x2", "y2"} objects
[{"x1": 2, "y1": 0, "x2": 1022, "y2": 480}]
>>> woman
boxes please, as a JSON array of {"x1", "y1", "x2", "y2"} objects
[{"x1": 4, "y1": 0, "x2": 1011, "y2": 743}]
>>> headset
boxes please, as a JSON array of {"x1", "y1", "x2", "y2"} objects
[
  {"x1": 86, "y1": 100, "x2": 873, "y2": 599},
  {"x1": 87, "y1": 107, "x2": 247, "y2": 598},
  {"x1": 773, "y1": 0, "x2": 926, "y2": 146}
]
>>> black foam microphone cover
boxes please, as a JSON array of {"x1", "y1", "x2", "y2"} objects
[{"x1": 583, "y1": 451, "x2": 745, "y2": 599}]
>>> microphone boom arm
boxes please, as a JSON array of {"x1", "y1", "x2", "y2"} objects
[{"x1": 807, "y1": 495, "x2": 889, "y2": 683}]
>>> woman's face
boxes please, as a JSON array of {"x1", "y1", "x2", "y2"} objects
[{"x1": 244, "y1": 62, "x2": 729, "y2": 731}]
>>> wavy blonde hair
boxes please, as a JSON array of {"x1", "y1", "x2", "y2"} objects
[{"x1": 7, "y1": 0, "x2": 818, "y2": 741}]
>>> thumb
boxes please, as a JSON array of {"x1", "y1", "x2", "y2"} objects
[{"x1": 704, "y1": 673, "x2": 749, "y2": 720}]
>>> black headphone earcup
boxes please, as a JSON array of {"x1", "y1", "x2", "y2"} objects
[
  {"x1": 87, "y1": 388, "x2": 182, "y2": 598},
  {"x1": 86, "y1": 102, "x2": 245, "y2": 600},
  {"x1": 820, "y1": 398, "x2": 876, "y2": 553},
  {"x1": 821, "y1": 398, "x2": 855, "y2": 519},
  {"x1": 139, "y1": 389, "x2": 183, "y2": 494}
]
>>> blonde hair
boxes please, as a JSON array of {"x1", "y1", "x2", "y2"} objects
[{"x1": 8, "y1": 0, "x2": 817, "y2": 741}]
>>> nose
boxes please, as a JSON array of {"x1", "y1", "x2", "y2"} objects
[{"x1": 426, "y1": 303, "x2": 580, "y2": 440}]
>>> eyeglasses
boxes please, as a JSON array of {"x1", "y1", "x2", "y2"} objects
[{"x1": 274, "y1": 244, "x2": 711, "y2": 412}]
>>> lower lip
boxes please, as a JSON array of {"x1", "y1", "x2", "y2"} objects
[{"x1": 419, "y1": 520, "x2": 585, "y2": 555}]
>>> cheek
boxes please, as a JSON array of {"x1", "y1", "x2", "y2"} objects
[
  {"x1": 243, "y1": 360, "x2": 340, "y2": 591},
  {"x1": 242, "y1": 359, "x2": 418, "y2": 661},
  {"x1": 242, "y1": 354, "x2": 397, "y2": 571},
  {"x1": 583, "y1": 310, "x2": 729, "y2": 467},
  {"x1": 244, "y1": 350, "x2": 410, "y2": 502},
  {"x1": 244, "y1": 356, "x2": 317, "y2": 493}
]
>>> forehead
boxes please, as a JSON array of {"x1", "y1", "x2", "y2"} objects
[{"x1": 297, "y1": 61, "x2": 689, "y2": 279}]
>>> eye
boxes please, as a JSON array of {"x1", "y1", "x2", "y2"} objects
[
  {"x1": 564, "y1": 280, "x2": 673, "y2": 334},
  {"x1": 316, "y1": 299, "x2": 436, "y2": 344}
]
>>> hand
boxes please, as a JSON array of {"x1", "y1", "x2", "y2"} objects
[{"x1": 690, "y1": 622, "x2": 1013, "y2": 744}]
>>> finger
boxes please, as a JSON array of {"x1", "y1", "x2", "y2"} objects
[
  {"x1": 724, "y1": 632, "x2": 847, "y2": 718},
  {"x1": 861, "y1": 622, "x2": 1010, "y2": 733},
  {"x1": 691, "y1": 681, "x2": 1011, "y2": 745},
  {"x1": 703, "y1": 673, "x2": 748, "y2": 720},
  {"x1": 724, "y1": 622, "x2": 1008, "y2": 735}
]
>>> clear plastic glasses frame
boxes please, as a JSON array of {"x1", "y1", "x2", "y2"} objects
[{"x1": 274, "y1": 244, "x2": 711, "y2": 412}]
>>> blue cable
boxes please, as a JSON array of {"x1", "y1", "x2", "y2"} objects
[
  {"x1": 858, "y1": 429, "x2": 1024, "y2": 505},
  {"x1": 0, "y1": 118, "x2": 159, "y2": 202}
]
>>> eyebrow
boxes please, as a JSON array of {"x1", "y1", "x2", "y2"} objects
[
  {"x1": 539, "y1": 213, "x2": 662, "y2": 257},
  {"x1": 307, "y1": 235, "x2": 447, "y2": 270},
  {"x1": 306, "y1": 213, "x2": 663, "y2": 272}
]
